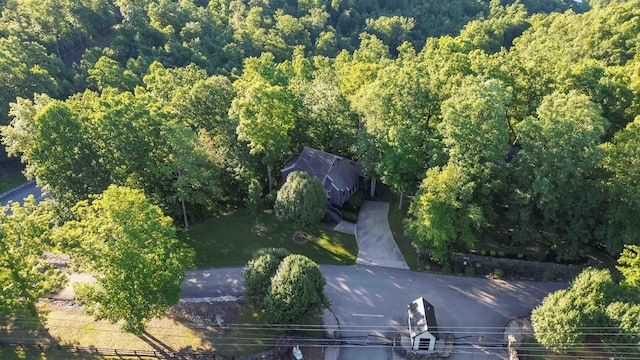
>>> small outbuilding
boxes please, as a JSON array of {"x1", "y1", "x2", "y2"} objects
[{"x1": 407, "y1": 297, "x2": 440, "y2": 352}]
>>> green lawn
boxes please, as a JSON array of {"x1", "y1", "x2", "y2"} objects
[
  {"x1": 0, "y1": 169, "x2": 26, "y2": 195},
  {"x1": 182, "y1": 208, "x2": 358, "y2": 268}
]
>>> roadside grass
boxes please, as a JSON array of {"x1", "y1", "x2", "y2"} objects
[
  {"x1": 0, "y1": 169, "x2": 26, "y2": 195},
  {"x1": 387, "y1": 195, "x2": 421, "y2": 271},
  {"x1": 182, "y1": 208, "x2": 358, "y2": 268},
  {"x1": 0, "y1": 301, "x2": 307, "y2": 358}
]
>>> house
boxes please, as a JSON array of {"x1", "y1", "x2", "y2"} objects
[
  {"x1": 281, "y1": 147, "x2": 363, "y2": 208},
  {"x1": 407, "y1": 297, "x2": 440, "y2": 352}
]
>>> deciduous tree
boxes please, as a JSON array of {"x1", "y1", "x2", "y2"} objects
[
  {"x1": 531, "y1": 268, "x2": 616, "y2": 352},
  {"x1": 0, "y1": 198, "x2": 66, "y2": 316},
  {"x1": 275, "y1": 171, "x2": 327, "y2": 232},
  {"x1": 61, "y1": 185, "x2": 194, "y2": 335}
]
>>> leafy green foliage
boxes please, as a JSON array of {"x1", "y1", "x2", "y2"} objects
[
  {"x1": 242, "y1": 248, "x2": 290, "y2": 308},
  {"x1": 0, "y1": 198, "x2": 66, "y2": 316},
  {"x1": 275, "y1": 171, "x2": 327, "y2": 232},
  {"x1": 406, "y1": 165, "x2": 484, "y2": 263},
  {"x1": 599, "y1": 117, "x2": 640, "y2": 255},
  {"x1": 514, "y1": 91, "x2": 607, "y2": 259},
  {"x1": 617, "y1": 245, "x2": 640, "y2": 291},
  {"x1": 531, "y1": 268, "x2": 617, "y2": 352},
  {"x1": 265, "y1": 254, "x2": 330, "y2": 324},
  {"x1": 605, "y1": 302, "x2": 640, "y2": 356},
  {"x1": 60, "y1": 185, "x2": 194, "y2": 335}
]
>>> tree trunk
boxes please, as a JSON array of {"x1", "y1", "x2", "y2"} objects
[
  {"x1": 267, "y1": 165, "x2": 273, "y2": 193},
  {"x1": 370, "y1": 177, "x2": 377, "y2": 197},
  {"x1": 398, "y1": 192, "x2": 403, "y2": 210},
  {"x1": 181, "y1": 197, "x2": 189, "y2": 230}
]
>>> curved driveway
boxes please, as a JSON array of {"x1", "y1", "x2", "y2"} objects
[{"x1": 355, "y1": 201, "x2": 408, "y2": 270}]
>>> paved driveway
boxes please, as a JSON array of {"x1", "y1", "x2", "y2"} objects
[{"x1": 355, "y1": 201, "x2": 408, "y2": 269}]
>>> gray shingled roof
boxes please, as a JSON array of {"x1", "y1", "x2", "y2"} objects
[
  {"x1": 286, "y1": 147, "x2": 336, "y2": 181},
  {"x1": 408, "y1": 297, "x2": 440, "y2": 339},
  {"x1": 283, "y1": 147, "x2": 362, "y2": 191},
  {"x1": 327, "y1": 159, "x2": 360, "y2": 190}
]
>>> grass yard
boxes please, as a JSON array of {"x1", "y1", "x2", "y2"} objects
[
  {"x1": 0, "y1": 300, "x2": 321, "y2": 359},
  {"x1": 182, "y1": 208, "x2": 358, "y2": 267},
  {"x1": 0, "y1": 168, "x2": 26, "y2": 195}
]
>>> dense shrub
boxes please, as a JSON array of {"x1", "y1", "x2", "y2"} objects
[
  {"x1": 243, "y1": 248, "x2": 290, "y2": 308},
  {"x1": 265, "y1": 254, "x2": 330, "y2": 324},
  {"x1": 442, "y1": 262, "x2": 452, "y2": 274},
  {"x1": 345, "y1": 189, "x2": 364, "y2": 211},
  {"x1": 531, "y1": 268, "x2": 617, "y2": 352},
  {"x1": 341, "y1": 210, "x2": 358, "y2": 223},
  {"x1": 464, "y1": 266, "x2": 476, "y2": 276}
]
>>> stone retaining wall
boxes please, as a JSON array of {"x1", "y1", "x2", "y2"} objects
[{"x1": 450, "y1": 253, "x2": 584, "y2": 281}]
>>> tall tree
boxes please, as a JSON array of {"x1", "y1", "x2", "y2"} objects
[
  {"x1": 60, "y1": 185, "x2": 194, "y2": 335},
  {"x1": 598, "y1": 116, "x2": 640, "y2": 255},
  {"x1": 514, "y1": 91, "x2": 607, "y2": 259},
  {"x1": 231, "y1": 54, "x2": 298, "y2": 192},
  {"x1": 354, "y1": 47, "x2": 438, "y2": 207},
  {"x1": 0, "y1": 198, "x2": 66, "y2": 316},
  {"x1": 275, "y1": 171, "x2": 327, "y2": 233},
  {"x1": 3, "y1": 99, "x2": 108, "y2": 204},
  {"x1": 405, "y1": 165, "x2": 484, "y2": 263},
  {"x1": 617, "y1": 245, "x2": 640, "y2": 292}
]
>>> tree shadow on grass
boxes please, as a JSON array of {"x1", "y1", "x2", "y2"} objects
[
  {"x1": 138, "y1": 330, "x2": 174, "y2": 358},
  {"x1": 0, "y1": 306, "x2": 88, "y2": 359}
]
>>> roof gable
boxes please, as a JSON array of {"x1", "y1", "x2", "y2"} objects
[
  {"x1": 282, "y1": 147, "x2": 362, "y2": 187},
  {"x1": 408, "y1": 297, "x2": 440, "y2": 339}
]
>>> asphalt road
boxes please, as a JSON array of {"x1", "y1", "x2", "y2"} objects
[
  {"x1": 0, "y1": 181, "x2": 42, "y2": 207},
  {"x1": 162, "y1": 264, "x2": 567, "y2": 359},
  {"x1": 52, "y1": 264, "x2": 565, "y2": 360}
]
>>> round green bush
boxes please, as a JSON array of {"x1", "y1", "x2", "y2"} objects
[
  {"x1": 243, "y1": 248, "x2": 290, "y2": 308},
  {"x1": 498, "y1": 250, "x2": 505, "y2": 257},
  {"x1": 480, "y1": 249, "x2": 487, "y2": 255},
  {"x1": 492, "y1": 268, "x2": 504, "y2": 279},
  {"x1": 275, "y1": 171, "x2": 327, "y2": 231},
  {"x1": 265, "y1": 254, "x2": 330, "y2": 324},
  {"x1": 489, "y1": 250, "x2": 497, "y2": 257}
]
